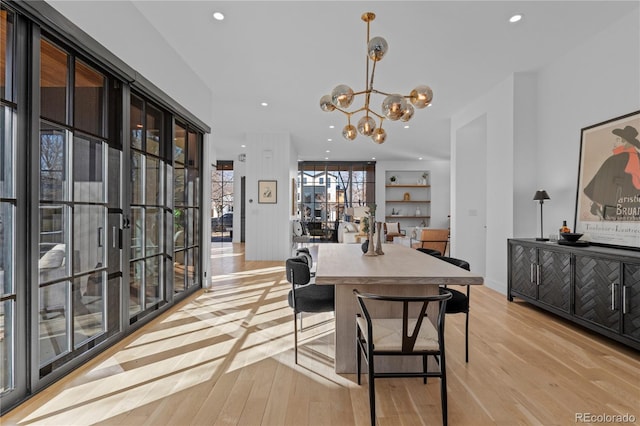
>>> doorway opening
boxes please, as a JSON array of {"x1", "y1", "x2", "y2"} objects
[{"x1": 211, "y1": 161, "x2": 234, "y2": 243}]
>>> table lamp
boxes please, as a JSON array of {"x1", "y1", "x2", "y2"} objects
[{"x1": 533, "y1": 190, "x2": 550, "y2": 241}]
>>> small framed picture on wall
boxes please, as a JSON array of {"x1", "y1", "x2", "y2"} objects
[{"x1": 258, "y1": 180, "x2": 277, "y2": 204}]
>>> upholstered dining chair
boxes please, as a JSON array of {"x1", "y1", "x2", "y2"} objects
[
  {"x1": 416, "y1": 247, "x2": 442, "y2": 256},
  {"x1": 417, "y1": 229, "x2": 449, "y2": 255},
  {"x1": 354, "y1": 289, "x2": 452, "y2": 426},
  {"x1": 286, "y1": 256, "x2": 334, "y2": 364},
  {"x1": 434, "y1": 255, "x2": 471, "y2": 363}
]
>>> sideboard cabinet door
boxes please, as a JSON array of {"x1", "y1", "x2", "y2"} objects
[
  {"x1": 623, "y1": 263, "x2": 640, "y2": 343},
  {"x1": 510, "y1": 243, "x2": 537, "y2": 299},
  {"x1": 574, "y1": 255, "x2": 621, "y2": 333},
  {"x1": 538, "y1": 249, "x2": 571, "y2": 313}
]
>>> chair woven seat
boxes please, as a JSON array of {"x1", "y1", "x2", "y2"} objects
[{"x1": 356, "y1": 317, "x2": 439, "y2": 352}]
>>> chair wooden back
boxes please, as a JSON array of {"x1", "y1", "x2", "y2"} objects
[{"x1": 419, "y1": 229, "x2": 449, "y2": 254}]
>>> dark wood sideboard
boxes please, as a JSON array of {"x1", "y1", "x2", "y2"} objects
[{"x1": 508, "y1": 238, "x2": 640, "y2": 350}]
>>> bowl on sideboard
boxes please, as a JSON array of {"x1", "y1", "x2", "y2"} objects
[{"x1": 560, "y1": 232, "x2": 583, "y2": 242}]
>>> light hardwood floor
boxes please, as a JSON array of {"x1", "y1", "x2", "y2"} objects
[{"x1": 2, "y1": 243, "x2": 639, "y2": 425}]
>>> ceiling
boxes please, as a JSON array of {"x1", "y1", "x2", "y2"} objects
[{"x1": 129, "y1": 1, "x2": 637, "y2": 162}]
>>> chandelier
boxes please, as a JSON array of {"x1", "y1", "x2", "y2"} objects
[{"x1": 319, "y1": 12, "x2": 433, "y2": 144}]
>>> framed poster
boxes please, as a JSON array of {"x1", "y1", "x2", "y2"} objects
[
  {"x1": 575, "y1": 110, "x2": 640, "y2": 250},
  {"x1": 258, "y1": 180, "x2": 277, "y2": 204}
]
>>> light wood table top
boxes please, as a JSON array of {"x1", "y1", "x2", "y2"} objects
[
  {"x1": 314, "y1": 243, "x2": 483, "y2": 373},
  {"x1": 315, "y1": 243, "x2": 484, "y2": 286}
]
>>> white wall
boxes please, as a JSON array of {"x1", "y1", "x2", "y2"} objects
[
  {"x1": 513, "y1": 73, "x2": 539, "y2": 238},
  {"x1": 375, "y1": 160, "x2": 451, "y2": 229},
  {"x1": 451, "y1": 76, "x2": 515, "y2": 293},
  {"x1": 202, "y1": 134, "x2": 214, "y2": 289},
  {"x1": 537, "y1": 11, "x2": 640, "y2": 232},
  {"x1": 454, "y1": 115, "x2": 487, "y2": 277},
  {"x1": 46, "y1": 0, "x2": 213, "y2": 125},
  {"x1": 451, "y1": 10, "x2": 640, "y2": 295},
  {"x1": 243, "y1": 133, "x2": 293, "y2": 261}
]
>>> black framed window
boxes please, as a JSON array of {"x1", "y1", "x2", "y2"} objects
[
  {"x1": 298, "y1": 162, "x2": 375, "y2": 241},
  {"x1": 38, "y1": 37, "x2": 111, "y2": 373},
  {"x1": 173, "y1": 123, "x2": 201, "y2": 293},
  {"x1": 0, "y1": 5, "x2": 17, "y2": 396},
  {"x1": 129, "y1": 93, "x2": 168, "y2": 319}
]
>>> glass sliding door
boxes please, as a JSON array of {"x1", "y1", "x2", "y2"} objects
[
  {"x1": 0, "y1": 6, "x2": 17, "y2": 398},
  {"x1": 129, "y1": 94, "x2": 168, "y2": 320},
  {"x1": 174, "y1": 124, "x2": 201, "y2": 294},
  {"x1": 1, "y1": 3, "x2": 208, "y2": 410},
  {"x1": 37, "y1": 38, "x2": 116, "y2": 375}
]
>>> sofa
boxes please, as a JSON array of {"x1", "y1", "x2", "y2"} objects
[{"x1": 337, "y1": 221, "x2": 362, "y2": 243}]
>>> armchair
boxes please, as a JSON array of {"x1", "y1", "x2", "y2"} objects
[{"x1": 383, "y1": 222, "x2": 404, "y2": 242}]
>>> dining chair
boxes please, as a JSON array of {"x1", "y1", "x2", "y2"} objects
[
  {"x1": 433, "y1": 255, "x2": 471, "y2": 363},
  {"x1": 286, "y1": 256, "x2": 335, "y2": 364},
  {"x1": 294, "y1": 247, "x2": 314, "y2": 276},
  {"x1": 416, "y1": 247, "x2": 442, "y2": 256},
  {"x1": 354, "y1": 289, "x2": 452, "y2": 426},
  {"x1": 417, "y1": 228, "x2": 449, "y2": 254}
]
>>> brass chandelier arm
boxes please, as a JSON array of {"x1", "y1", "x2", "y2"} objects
[
  {"x1": 332, "y1": 105, "x2": 386, "y2": 122},
  {"x1": 364, "y1": 108, "x2": 385, "y2": 121},
  {"x1": 319, "y1": 11, "x2": 432, "y2": 144}
]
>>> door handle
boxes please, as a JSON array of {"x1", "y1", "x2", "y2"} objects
[
  {"x1": 611, "y1": 283, "x2": 617, "y2": 311},
  {"x1": 530, "y1": 264, "x2": 535, "y2": 283}
]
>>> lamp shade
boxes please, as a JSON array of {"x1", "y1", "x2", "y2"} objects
[{"x1": 533, "y1": 190, "x2": 550, "y2": 201}]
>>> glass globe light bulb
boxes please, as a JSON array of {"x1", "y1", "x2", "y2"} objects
[
  {"x1": 382, "y1": 94, "x2": 407, "y2": 121},
  {"x1": 320, "y1": 94, "x2": 335, "y2": 112},
  {"x1": 372, "y1": 128, "x2": 387, "y2": 144},
  {"x1": 400, "y1": 103, "x2": 414, "y2": 122},
  {"x1": 409, "y1": 85, "x2": 433, "y2": 109},
  {"x1": 342, "y1": 124, "x2": 357, "y2": 140},
  {"x1": 357, "y1": 116, "x2": 376, "y2": 136},
  {"x1": 331, "y1": 84, "x2": 354, "y2": 108},
  {"x1": 367, "y1": 36, "x2": 388, "y2": 62}
]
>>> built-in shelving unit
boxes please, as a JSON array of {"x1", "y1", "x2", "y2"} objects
[{"x1": 384, "y1": 171, "x2": 431, "y2": 228}]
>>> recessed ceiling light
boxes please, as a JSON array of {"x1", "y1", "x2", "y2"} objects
[
  {"x1": 213, "y1": 12, "x2": 225, "y2": 21},
  {"x1": 427, "y1": 103, "x2": 433, "y2": 107},
  {"x1": 325, "y1": 157, "x2": 329, "y2": 160},
  {"x1": 509, "y1": 14, "x2": 522, "y2": 23},
  {"x1": 329, "y1": 125, "x2": 335, "y2": 129},
  {"x1": 404, "y1": 125, "x2": 410, "y2": 129},
  {"x1": 325, "y1": 150, "x2": 331, "y2": 153},
  {"x1": 372, "y1": 157, "x2": 376, "y2": 160},
  {"x1": 240, "y1": 144, "x2": 246, "y2": 148},
  {"x1": 260, "y1": 102, "x2": 268, "y2": 107},
  {"x1": 327, "y1": 138, "x2": 332, "y2": 142},
  {"x1": 418, "y1": 157, "x2": 423, "y2": 160}
]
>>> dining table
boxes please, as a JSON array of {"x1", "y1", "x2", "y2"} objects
[{"x1": 314, "y1": 243, "x2": 484, "y2": 373}]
